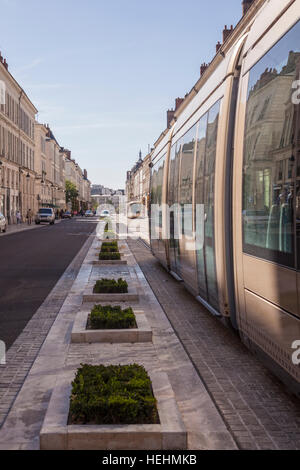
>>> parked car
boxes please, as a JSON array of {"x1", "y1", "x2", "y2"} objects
[
  {"x1": 35, "y1": 208, "x2": 55, "y2": 225},
  {"x1": 62, "y1": 211, "x2": 72, "y2": 219},
  {"x1": 0, "y1": 212, "x2": 7, "y2": 233},
  {"x1": 85, "y1": 210, "x2": 94, "y2": 217}
]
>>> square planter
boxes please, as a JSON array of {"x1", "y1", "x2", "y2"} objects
[
  {"x1": 40, "y1": 368, "x2": 187, "y2": 450},
  {"x1": 71, "y1": 308, "x2": 152, "y2": 343},
  {"x1": 92, "y1": 259, "x2": 128, "y2": 266},
  {"x1": 82, "y1": 283, "x2": 139, "y2": 303}
]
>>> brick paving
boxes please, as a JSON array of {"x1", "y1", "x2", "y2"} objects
[{"x1": 128, "y1": 238, "x2": 300, "y2": 450}]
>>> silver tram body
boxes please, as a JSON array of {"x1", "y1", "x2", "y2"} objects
[{"x1": 149, "y1": 0, "x2": 300, "y2": 395}]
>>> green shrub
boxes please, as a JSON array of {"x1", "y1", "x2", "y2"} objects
[
  {"x1": 101, "y1": 246, "x2": 119, "y2": 253},
  {"x1": 69, "y1": 364, "x2": 159, "y2": 425},
  {"x1": 99, "y1": 252, "x2": 121, "y2": 261},
  {"x1": 89, "y1": 305, "x2": 137, "y2": 329},
  {"x1": 101, "y1": 241, "x2": 118, "y2": 249},
  {"x1": 93, "y1": 278, "x2": 128, "y2": 293}
]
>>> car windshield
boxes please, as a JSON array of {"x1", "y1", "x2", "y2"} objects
[{"x1": 39, "y1": 209, "x2": 52, "y2": 214}]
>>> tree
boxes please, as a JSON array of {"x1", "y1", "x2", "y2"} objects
[{"x1": 65, "y1": 180, "x2": 79, "y2": 211}]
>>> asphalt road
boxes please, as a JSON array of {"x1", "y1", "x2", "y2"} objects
[{"x1": 0, "y1": 218, "x2": 97, "y2": 349}]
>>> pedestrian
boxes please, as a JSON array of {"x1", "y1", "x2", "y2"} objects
[
  {"x1": 26, "y1": 209, "x2": 32, "y2": 225},
  {"x1": 16, "y1": 210, "x2": 21, "y2": 225}
]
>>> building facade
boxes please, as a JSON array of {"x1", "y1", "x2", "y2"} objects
[
  {"x1": 0, "y1": 54, "x2": 37, "y2": 223},
  {"x1": 125, "y1": 151, "x2": 151, "y2": 215},
  {"x1": 0, "y1": 54, "x2": 92, "y2": 224}
]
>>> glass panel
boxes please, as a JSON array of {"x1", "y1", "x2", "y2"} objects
[
  {"x1": 150, "y1": 154, "x2": 166, "y2": 250},
  {"x1": 179, "y1": 125, "x2": 197, "y2": 238},
  {"x1": 168, "y1": 143, "x2": 181, "y2": 273},
  {"x1": 195, "y1": 114, "x2": 208, "y2": 300},
  {"x1": 204, "y1": 101, "x2": 220, "y2": 310},
  {"x1": 243, "y1": 21, "x2": 300, "y2": 268}
]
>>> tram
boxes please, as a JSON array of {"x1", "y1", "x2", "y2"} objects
[{"x1": 150, "y1": 0, "x2": 300, "y2": 394}]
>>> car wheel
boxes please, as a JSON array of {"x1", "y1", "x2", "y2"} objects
[{"x1": 3, "y1": 226, "x2": 6, "y2": 233}]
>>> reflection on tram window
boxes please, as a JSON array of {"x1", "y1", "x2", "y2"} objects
[
  {"x1": 151, "y1": 154, "x2": 166, "y2": 238},
  {"x1": 194, "y1": 100, "x2": 221, "y2": 310},
  {"x1": 168, "y1": 144, "x2": 181, "y2": 273},
  {"x1": 179, "y1": 124, "x2": 197, "y2": 237},
  {"x1": 242, "y1": 20, "x2": 300, "y2": 268}
]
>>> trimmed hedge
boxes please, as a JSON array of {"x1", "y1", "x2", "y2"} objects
[
  {"x1": 89, "y1": 305, "x2": 137, "y2": 329},
  {"x1": 99, "y1": 252, "x2": 121, "y2": 261},
  {"x1": 101, "y1": 246, "x2": 119, "y2": 253},
  {"x1": 102, "y1": 241, "x2": 118, "y2": 249},
  {"x1": 93, "y1": 278, "x2": 128, "y2": 293},
  {"x1": 69, "y1": 364, "x2": 159, "y2": 425}
]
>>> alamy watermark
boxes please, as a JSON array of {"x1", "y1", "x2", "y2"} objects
[
  {"x1": 292, "y1": 79, "x2": 300, "y2": 105},
  {"x1": 0, "y1": 80, "x2": 5, "y2": 105},
  {"x1": 0, "y1": 340, "x2": 5, "y2": 365},
  {"x1": 94, "y1": 202, "x2": 206, "y2": 250},
  {"x1": 291, "y1": 340, "x2": 300, "y2": 366}
]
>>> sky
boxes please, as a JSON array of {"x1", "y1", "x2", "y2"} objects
[{"x1": 0, "y1": 0, "x2": 242, "y2": 188}]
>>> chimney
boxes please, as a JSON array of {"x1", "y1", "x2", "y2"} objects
[
  {"x1": 242, "y1": 0, "x2": 254, "y2": 15},
  {"x1": 175, "y1": 97, "x2": 184, "y2": 111},
  {"x1": 200, "y1": 63, "x2": 209, "y2": 76},
  {"x1": 3, "y1": 58, "x2": 8, "y2": 70},
  {"x1": 223, "y1": 25, "x2": 233, "y2": 43},
  {"x1": 167, "y1": 109, "x2": 175, "y2": 128},
  {"x1": 216, "y1": 41, "x2": 222, "y2": 54},
  {"x1": 84, "y1": 169, "x2": 87, "y2": 179}
]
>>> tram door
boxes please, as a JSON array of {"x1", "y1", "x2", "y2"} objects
[
  {"x1": 195, "y1": 101, "x2": 221, "y2": 312},
  {"x1": 168, "y1": 143, "x2": 181, "y2": 275}
]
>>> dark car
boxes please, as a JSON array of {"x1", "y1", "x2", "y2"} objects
[{"x1": 62, "y1": 211, "x2": 72, "y2": 219}]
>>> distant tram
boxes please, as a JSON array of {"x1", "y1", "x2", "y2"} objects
[
  {"x1": 127, "y1": 201, "x2": 143, "y2": 219},
  {"x1": 149, "y1": 0, "x2": 300, "y2": 395}
]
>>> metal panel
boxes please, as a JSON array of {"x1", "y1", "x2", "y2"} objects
[
  {"x1": 243, "y1": 254, "x2": 298, "y2": 315},
  {"x1": 243, "y1": 289, "x2": 300, "y2": 383}
]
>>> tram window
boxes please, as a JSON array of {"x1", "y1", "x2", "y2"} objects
[
  {"x1": 179, "y1": 124, "x2": 197, "y2": 237},
  {"x1": 194, "y1": 101, "x2": 221, "y2": 310},
  {"x1": 151, "y1": 154, "x2": 166, "y2": 235},
  {"x1": 242, "y1": 21, "x2": 300, "y2": 268}
]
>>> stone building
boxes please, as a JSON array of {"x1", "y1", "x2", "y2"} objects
[
  {"x1": 125, "y1": 151, "x2": 151, "y2": 215},
  {"x1": 0, "y1": 53, "x2": 37, "y2": 223},
  {"x1": 0, "y1": 52, "x2": 91, "y2": 223},
  {"x1": 64, "y1": 151, "x2": 91, "y2": 211}
]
